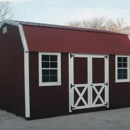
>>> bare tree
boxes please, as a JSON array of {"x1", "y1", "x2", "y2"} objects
[
  {"x1": 105, "y1": 19, "x2": 119, "y2": 32},
  {"x1": 68, "y1": 17, "x2": 107, "y2": 29},
  {"x1": 0, "y1": 1, "x2": 12, "y2": 22},
  {"x1": 84, "y1": 17, "x2": 107, "y2": 29},
  {"x1": 67, "y1": 17, "x2": 130, "y2": 35},
  {"x1": 68, "y1": 21, "x2": 82, "y2": 27}
]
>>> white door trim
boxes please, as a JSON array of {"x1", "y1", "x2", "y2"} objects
[{"x1": 69, "y1": 53, "x2": 109, "y2": 112}]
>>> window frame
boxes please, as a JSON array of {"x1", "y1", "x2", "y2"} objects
[
  {"x1": 39, "y1": 52, "x2": 61, "y2": 86},
  {"x1": 115, "y1": 55, "x2": 130, "y2": 83}
]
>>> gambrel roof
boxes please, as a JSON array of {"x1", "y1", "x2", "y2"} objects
[{"x1": 1, "y1": 20, "x2": 130, "y2": 55}]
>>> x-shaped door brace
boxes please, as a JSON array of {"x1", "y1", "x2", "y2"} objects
[
  {"x1": 73, "y1": 86, "x2": 88, "y2": 107},
  {"x1": 92, "y1": 85, "x2": 105, "y2": 105}
]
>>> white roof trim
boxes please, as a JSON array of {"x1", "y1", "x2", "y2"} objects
[
  {"x1": 18, "y1": 24, "x2": 29, "y2": 52},
  {"x1": 0, "y1": 20, "x2": 20, "y2": 28},
  {"x1": 0, "y1": 20, "x2": 29, "y2": 52}
]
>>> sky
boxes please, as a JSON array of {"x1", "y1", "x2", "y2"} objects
[{"x1": 3, "y1": 0, "x2": 130, "y2": 25}]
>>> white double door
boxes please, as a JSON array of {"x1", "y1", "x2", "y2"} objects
[{"x1": 69, "y1": 54, "x2": 109, "y2": 112}]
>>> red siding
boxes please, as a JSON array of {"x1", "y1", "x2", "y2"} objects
[
  {"x1": 29, "y1": 52, "x2": 130, "y2": 119},
  {"x1": 0, "y1": 24, "x2": 25, "y2": 116},
  {"x1": 109, "y1": 55, "x2": 130, "y2": 108},
  {"x1": 92, "y1": 58, "x2": 104, "y2": 83},
  {"x1": 74, "y1": 57, "x2": 88, "y2": 84},
  {"x1": 29, "y1": 53, "x2": 69, "y2": 118},
  {"x1": 23, "y1": 25, "x2": 130, "y2": 55}
]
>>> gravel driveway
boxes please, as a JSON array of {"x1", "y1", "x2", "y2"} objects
[{"x1": 0, "y1": 107, "x2": 130, "y2": 130}]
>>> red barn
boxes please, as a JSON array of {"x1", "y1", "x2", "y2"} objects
[{"x1": 0, "y1": 20, "x2": 130, "y2": 119}]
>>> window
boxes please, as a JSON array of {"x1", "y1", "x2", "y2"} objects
[
  {"x1": 3, "y1": 26, "x2": 7, "y2": 34},
  {"x1": 116, "y1": 55, "x2": 129, "y2": 82},
  {"x1": 39, "y1": 53, "x2": 61, "y2": 86}
]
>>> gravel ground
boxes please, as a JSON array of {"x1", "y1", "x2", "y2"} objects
[{"x1": 0, "y1": 107, "x2": 130, "y2": 130}]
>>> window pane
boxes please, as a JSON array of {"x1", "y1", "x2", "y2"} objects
[
  {"x1": 118, "y1": 74, "x2": 122, "y2": 79},
  {"x1": 118, "y1": 57, "x2": 122, "y2": 62},
  {"x1": 118, "y1": 63, "x2": 122, "y2": 67},
  {"x1": 42, "y1": 70, "x2": 49, "y2": 75},
  {"x1": 118, "y1": 69, "x2": 123, "y2": 74},
  {"x1": 122, "y1": 74, "x2": 127, "y2": 79},
  {"x1": 50, "y1": 62, "x2": 57, "y2": 68},
  {"x1": 42, "y1": 76, "x2": 49, "y2": 82},
  {"x1": 42, "y1": 62, "x2": 49, "y2": 68},
  {"x1": 40, "y1": 53, "x2": 60, "y2": 84},
  {"x1": 50, "y1": 76, "x2": 57, "y2": 82},
  {"x1": 50, "y1": 55, "x2": 57, "y2": 61},
  {"x1": 123, "y1": 63, "x2": 127, "y2": 67},
  {"x1": 50, "y1": 70, "x2": 57, "y2": 75},
  {"x1": 123, "y1": 69, "x2": 127, "y2": 73},
  {"x1": 123, "y1": 57, "x2": 127, "y2": 62},
  {"x1": 42, "y1": 55, "x2": 49, "y2": 61}
]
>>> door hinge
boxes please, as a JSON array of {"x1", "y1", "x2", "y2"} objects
[
  {"x1": 104, "y1": 55, "x2": 108, "y2": 59},
  {"x1": 71, "y1": 84, "x2": 75, "y2": 88},
  {"x1": 70, "y1": 53, "x2": 74, "y2": 58},
  {"x1": 71, "y1": 106, "x2": 75, "y2": 111},
  {"x1": 104, "y1": 82, "x2": 108, "y2": 86},
  {"x1": 104, "y1": 102, "x2": 108, "y2": 106}
]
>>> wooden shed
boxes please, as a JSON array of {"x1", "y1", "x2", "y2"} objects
[{"x1": 0, "y1": 20, "x2": 130, "y2": 119}]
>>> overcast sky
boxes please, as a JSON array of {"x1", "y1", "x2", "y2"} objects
[{"x1": 5, "y1": 0, "x2": 130, "y2": 25}]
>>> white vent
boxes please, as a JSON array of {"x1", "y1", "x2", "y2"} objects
[{"x1": 3, "y1": 26, "x2": 7, "y2": 34}]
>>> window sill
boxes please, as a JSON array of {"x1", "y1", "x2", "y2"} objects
[
  {"x1": 39, "y1": 82, "x2": 61, "y2": 87},
  {"x1": 115, "y1": 79, "x2": 130, "y2": 83}
]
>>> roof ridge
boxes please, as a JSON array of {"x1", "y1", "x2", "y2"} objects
[{"x1": 10, "y1": 20, "x2": 125, "y2": 35}]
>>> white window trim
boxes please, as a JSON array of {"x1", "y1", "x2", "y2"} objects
[
  {"x1": 115, "y1": 55, "x2": 130, "y2": 83},
  {"x1": 39, "y1": 52, "x2": 61, "y2": 86}
]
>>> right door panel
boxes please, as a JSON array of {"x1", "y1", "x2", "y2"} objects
[{"x1": 91, "y1": 56, "x2": 109, "y2": 108}]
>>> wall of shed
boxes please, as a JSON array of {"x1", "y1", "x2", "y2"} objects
[
  {"x1": 29, "y1": 54, "x2": 130, "y2": 119},
  {"x1": 0, "y1": 24, "x2": 25, "y2": 116},
  {"x1": 29, "y1": 53, "x2": 69, "y2": 118},
  {"x1": 109, "y1": 55, "x2": 130, "y2": 108}
]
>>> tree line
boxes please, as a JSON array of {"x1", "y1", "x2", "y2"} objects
[
  {"x1": 67, "y1": 17, "x2": 130, "y2": 35},
  {"x1": 0, "y1": 2, "x2": 130, "y2": 35}
]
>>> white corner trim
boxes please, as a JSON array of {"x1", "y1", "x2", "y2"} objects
[
  {"x1": 18, "y1": 24, "x2": 29, "y2": 52},
  {"x1": 19, "y1": 24, "x2": 30, "y2": 117},
  {"x1": 24, "y1": 52, "x2": 30, "y2": 118},
  {"x1": 68, "y1": 53, "x2": 72, "y2": 112}
]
